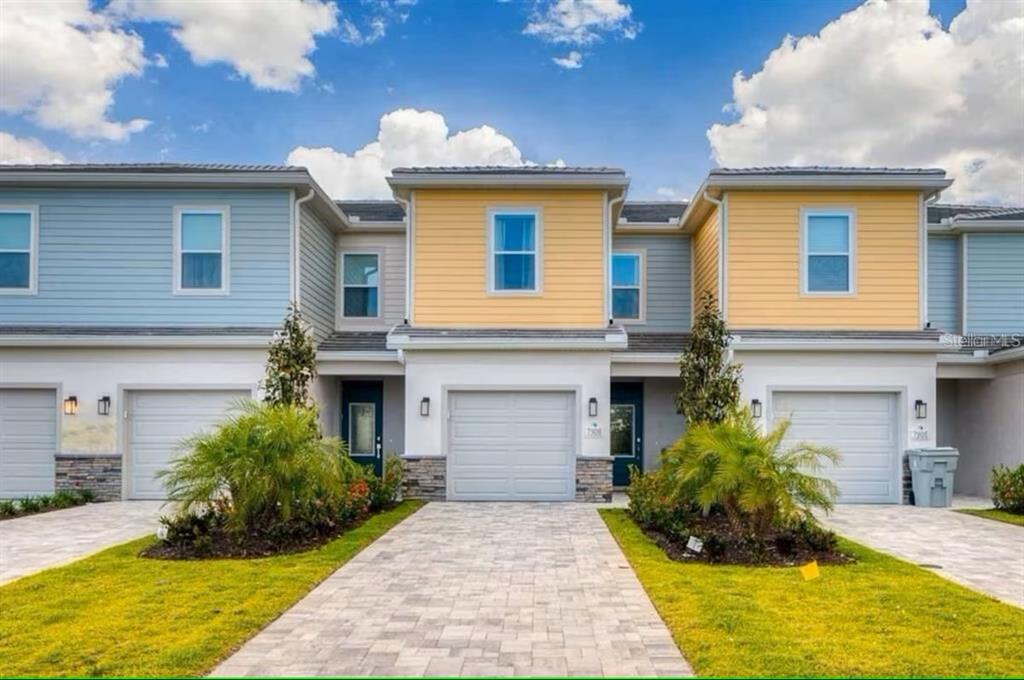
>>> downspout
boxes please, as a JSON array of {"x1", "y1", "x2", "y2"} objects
[
  {"x1": 395, "y1": 192, "x2": 413, "y2": 325},
  {"x1": 606, "y1": 191, "x2": 626, "y2": 324},
  {"x1": 702, "y1": 191, "x2": 725, "y2": 318},
  {"x1": 293, "y1": 189, "x2": 315, "y2": 308}
]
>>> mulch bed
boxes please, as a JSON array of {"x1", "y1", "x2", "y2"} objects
[{"x1": 641, "y1": 514, "x2": 855, "y2": 566}]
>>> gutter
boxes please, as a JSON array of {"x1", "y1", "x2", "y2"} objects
[
  {"x1": 394, "y1": 193, "x2": 413, "y2": 324},
  {"x1": 730, "y1": 338, "x2": 947, "y2": 352},
  {"x1": 293, "y1": 189, "x2": 316, "y2": 307},
  {"x1": 386, "y1": 333, "x2": 629, "y2": 352},
  {"x1": 606, "y1": 191, "x2": 626, "y2": 323},
  {"x1": 0, "y1": 335, "x2": 273, "y2": 348}
]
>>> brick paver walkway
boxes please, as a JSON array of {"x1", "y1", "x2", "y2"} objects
[{"x1": 213, "y1": 502, "x2": 692, "y2": 677}]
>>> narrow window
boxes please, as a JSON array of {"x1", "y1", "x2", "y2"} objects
[
  {"x1": 176, "y1": 208, "x2": 227, "y2": 292},
  {"x1": 343, "y1": 253, "x2": 379, "y2": 317},
  {"x1": 805, "y1": 212, "x2": 853, "y2": 293},
  {"x1": 491, "y1": 212, "x2": 538, "y2": 292},
  {"x1": 612, "y1": 252, "x2": 642, "y2": 320},
  {"x1": 0, "y1": 208, "x2": 36, "y2": 293}
]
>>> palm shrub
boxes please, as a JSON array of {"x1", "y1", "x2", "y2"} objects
[
  {"x1": 662, "y1": 408, "x2": 840, "y2": 536},
  {"x1": 158, "y1": 400, "x2": 361, "y2": 534}
]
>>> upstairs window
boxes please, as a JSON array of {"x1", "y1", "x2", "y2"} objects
[
  {"x1": 175, "y1": 207, "x2": 228, "y2": 294},
  {"x1": 804, "y1": 210, "x2": 854, "y2": 293},
  {"x1": 490, "y1": 211, "x2": 539, "y2": 292},
  {"x1": 612, "y1": 252, "x2": 643, "y2": 320},
  {"x1": 342, "y1": 253, "x2": 380, "y2": 317},
  {"x1": 0, "y1": 207, "x2": 36, "y2": 294}
]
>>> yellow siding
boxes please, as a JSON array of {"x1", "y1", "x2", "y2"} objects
[
  {"x1": 692, "y1": 206, "x2": 720, "y2": 310},
  {"x1": 413, "y1": 189, "x2": 605, "y2": 326},
  {"x1": 726, "y1": 190, "x2": 920, "y2": 329}
]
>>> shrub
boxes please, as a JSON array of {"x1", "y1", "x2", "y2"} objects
[
  {"x1": 0, "y1": 499, "x2": 17, "y2": 518},
  {"x1": 662, "y1": 408, "x2": 840, "y2": 536},
  {"x1": 18, "y1": 496, "x2": 42, "y2": 514},
  {"x1": 158, "y1": 401, "x2": 361, "y2": 535},
  {"x1": 992, "y1": 464, "x2": 1024, "y2": 513},
  {"x1": 50, "y1": 491, "x2": 80, "y2": 509},
  {"x1": 676, "y1": 291, "x2": 742, "y2": 426},
  {"x1": 626, "y1": 465, "x2": 693, "y2": 539},
  {"x1": 368, "y1": 456, "x2": 404, "y2": 511},
  {"x1": 76, "y1": 489, "x2": 97, "y2": 503}
]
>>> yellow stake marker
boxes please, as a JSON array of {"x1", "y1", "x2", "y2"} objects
[{"x1": 800, "y1": 560, "x2": 820, "y2": 581}]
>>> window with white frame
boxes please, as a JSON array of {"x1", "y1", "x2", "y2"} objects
[
  {"x1": 804, "y1": 211, "x2": 854, "y2": 293},
  {"x1": 342, "y1": 253, "x2": 380, "y2": 317},
  {"x1": 0, "y1": 207, "x2": 37, "y2": 293},
  {"x1": 490, "y1": 211, "x2": 539, "y2": 292},
  {"x1": 612, "y1": 252, "x2": 643, "y2": 320},
  {"x1": 175, "y1": 208, "x2": 228, "y2": 293}
]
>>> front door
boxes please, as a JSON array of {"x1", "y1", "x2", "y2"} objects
[
  {"x1": 341, "y1": 380, "x2": 383, "y2": 476},
  {"x1": 610, "y1": 382, "x2": 643, "y2": 486}
]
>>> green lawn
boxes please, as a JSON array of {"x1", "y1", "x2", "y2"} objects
[
  {"x1": 0, "y1": 501, "x2": 424, "y2": 678},
  {"x1": 956, "y1": 507, "x2": 1024, "y2": 527},
  {"x1": 601, "y1": 508, "x2": 1024, "y2": 678}
]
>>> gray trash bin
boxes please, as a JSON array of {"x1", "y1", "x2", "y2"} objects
[{"x1": 907, "y1": 447, "x2": 960, "y2": 507}]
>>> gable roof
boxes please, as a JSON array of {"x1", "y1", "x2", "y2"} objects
[{"x1": 620, "y1": 202, "x2": 687, "y2": 223}]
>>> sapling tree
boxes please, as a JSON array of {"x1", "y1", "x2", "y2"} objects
[
  {"x1": 263, "y1": 304, "x2": 317, "y2": 408},
  {"x1": 675, "y1": 291, "x2": 742, "y2": 425}
]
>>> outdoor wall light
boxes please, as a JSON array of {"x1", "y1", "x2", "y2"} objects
[
  {"x1": 98, "y1": 396, "x2": 111, "y2": 416},
  {"x1": 751, "y1": 398, "x2": 763, "y2": 418},
  {"x1": 915, "y1": 399, "x2": 927, "y2": 419},
  {"x1": 420, "y1": 397, "x2": 430, "y2": 417},
  {"x1": 588, "y1": 397, "x2": 599, "y2": 417},
  {"x1": 63, "y1": 396, "x2": 79, "y2": 416}
]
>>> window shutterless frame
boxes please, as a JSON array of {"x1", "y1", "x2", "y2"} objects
[
  {"x1": 611, "y1": 250, "x2": 645, "y2": 323},
  {"x1": 487, "y1": 207, "x2": 542, "y2": 295},
  {"x1": 800, "y1": 207, "x2": 856, "y2": 296},
  {"x1": 172, "y1": 205, "x2": 230, "y2": 295},
  {"x1": 339, "y1": 250, "x2": 382, "y2": 319},
  {"x1": 0, "y1": 205, "x2": 39, "y2": 295}
]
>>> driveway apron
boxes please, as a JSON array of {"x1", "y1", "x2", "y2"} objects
[{"x1": 213, "y1": 502, "x2": 693, "y2": 677}]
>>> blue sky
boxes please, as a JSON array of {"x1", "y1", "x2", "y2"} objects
[{"x1": 5, "y1": 0, "x2": 1020, "y2": 204}]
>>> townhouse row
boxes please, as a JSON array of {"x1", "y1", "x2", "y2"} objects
[{"x1": 0, "y1": 164, "x2": 1021, "y2": 503}]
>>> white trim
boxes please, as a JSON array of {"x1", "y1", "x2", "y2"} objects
[
  {"x1": 294, "y1": 189, "x2": 315, "y2": 308},
  {"x1": 800, "y1": 207, "x2": 857, "y2": 296},
  {"x1": 611, "y1": 249, "x2": 646, "y2": 324},
  {"x1": 486, "y1": 207, "x2": 543, "y2": 295},
  {"x1": 730, "y1": 337, "x2": 943, "y2": 352},
  {"x1": 317, "y1": 350, "x2": 401, "y2": 362},
  {"x1": 288, "y1": 190, "x2": 296, "y2": 302},
  {"x1": 720, "y1": 193, "x2": 729, "y2": 318},
  {"x1": 339, "y1": 250, "x2": 383, "y2": 321},
  {"x1": 386, "y1": 333, "x2": 627, "y2": 351},
  {"x1": 172, "y1": 205, "x2": 230, "y2": 296},
  {"x1": 389, "y1": 173, "x2": 630, "y2": 191},
  {"x1": 0, "y1": 205, "x2": 39, "y2": 295},
  {"x1": 919, "y1": 192, "x2": 928, "y2": 328},
  {"x1": 0, "y1": 334, "x2": 271, "y2": 348}
]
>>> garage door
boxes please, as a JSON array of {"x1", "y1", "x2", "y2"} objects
[
  {"x1": 448, "y1": 391, "x2": 575, "y2": 501},
  {"x1": 0, "y1": 389, "x2": 57, "y2": 498},
  {"x1": 773, "y1": 391, "x2": 899, "y2": 504},
  {"x1": 127, "y1": 389, "x2": 249, "y2": 500}
]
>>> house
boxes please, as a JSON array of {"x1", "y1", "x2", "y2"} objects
[{"x1": 0, "y1": 163, "x2": 1020, "y2": 502}]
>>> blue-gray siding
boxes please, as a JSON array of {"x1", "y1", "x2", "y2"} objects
[
  {"x1": 966, "y1": 233, "x2": 1024, "y2": 333},
  {"x1": 299, "y1": 204, "x2": 336, "y2": 341},
  {"x1": 0, "y1": 188, "x2": 290, "y2": 326},
  {"x1": 927, "y1": 234, "x2": 960, "y2": 333},
  {"x1": 613, "y1": 234, "x2": 691, "y2": 330}
]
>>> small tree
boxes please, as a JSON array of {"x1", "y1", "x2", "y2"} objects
[
  {"x1": 263, "y1": 304, "x2": 317, "y2": 407},
  {"x1": 676, "y1": 291, "x2": 741, "y2": 425}
]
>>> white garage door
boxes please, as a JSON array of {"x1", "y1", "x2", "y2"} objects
[
  {"x1": 448, "y1": 391, "x2": 575, "y2": 501},
  {"x1": 127, "y1": 389, "x2": 249, "y2": 500},
  {"x1": 773, "y1": 391, "x2": 899, "y2": 504},
  {"x1": 0, "y1": 389, "x2": 57, "y2": 498}
]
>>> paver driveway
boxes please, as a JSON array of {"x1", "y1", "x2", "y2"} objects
[
  {"x1": 0, "y1": 501, "x2": 165, "y2": 584},
  {"x1": 214, "y1": 502, "x2": 692, "y2": 677},
  {"x1": 821, "y1": 503, "x2": 1024, "y2": 607}
]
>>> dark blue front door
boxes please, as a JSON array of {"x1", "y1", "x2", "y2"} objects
[
  {"x1": 341, "y1": 380, "x2": 383, "y2": 476},
  {"x1": 611, "y1": 382, "x2": 643, "y2": 486}
]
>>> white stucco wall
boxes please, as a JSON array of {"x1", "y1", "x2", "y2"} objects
[
  {"x1": 402, "y1": 350, "x2": 611, "y2": 458},
  {"x1": 0, "y1": 347, "x2": 264, "y2": 455},
  {"x1": 737, "y1": 350, "x2": 939, "y2": 450}
]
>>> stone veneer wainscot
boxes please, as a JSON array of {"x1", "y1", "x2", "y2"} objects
[{"x1": 55, "y1": 454, "x2": 122, "y2": 501}]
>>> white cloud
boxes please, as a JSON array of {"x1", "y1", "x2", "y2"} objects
[
  {"x1": 525, "y1": 0, "x2": 641, "y2": 45},
  {"x1": 0, "y1": 132, "x2": 68, "y2": 165},
  {"x1": 153, "y1": 53, "x2": 169, "y2": 68},
  {"x1": 0, "y1": 0, "x2": 150, "y2": 141},
  {"x1": 552, "y1": 51, "x2": 584, "y2": 69},
  {"x1": 707, "y1": 0, "x2": 1024, "y2": 205},
  {"x1": 340, "y1": 17, "x2": 387, "y2": 45},
  {"x1": 655, "y1": 186, "x2": 688, "y2": 200},
  {"x1": 287, "y1": 108, "x2": 533, "y2": 198},
  {"x1": 111, "y1": 0, "x2": 338, "y2": 92}
]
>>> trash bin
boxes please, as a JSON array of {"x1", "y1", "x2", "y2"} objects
[{"x1": 907, "y1": 447, "x2": 960, "y2": 507}]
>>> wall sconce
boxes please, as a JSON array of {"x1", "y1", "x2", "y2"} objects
[
  {"x1": 751, "y1": 399, "x2": 763, "y2": 419},
  {"x1": 63, "y1": 396, "x2": 79, "y2": 416},
  {"x1": 420, "y1": 397, "x2": 430, "y2": 417},
  {"x1": 97, "y1": 396, "x2": 111, "y2": 416},
  {"x1": 588, "y1": 397, "x2": 599, "y2": 417},
  {"x1": 914, "y1": 399, "x2": 927, "y2": 419}
]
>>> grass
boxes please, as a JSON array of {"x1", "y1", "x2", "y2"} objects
[
  {"x1": 0, "y1": 500, "x2": 424, "y2": 678},
  {"x1": 600, "y1": 508, "x2": 1024, "y2": 677},
  {"x1": 956, "y1": 507, "x2": 1024, "y2": 527}
]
